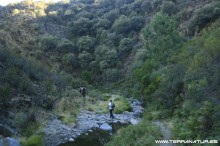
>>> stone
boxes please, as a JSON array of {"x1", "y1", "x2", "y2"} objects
[
  {"x1": 99, "y1": 123, "x2": 112, "y2": 131},
  {"x1": 0, "y1": 140, "x2": 3, "y2": 146},
  {"x1": 130, "y1": 118, "x2": 139, "y2": 125},
  {"x1": 5, "y1": 137, "x2": 21, "y2": 146},
  {"x1": 69, "y1": 138, "x2": 74, "y2": 141}
]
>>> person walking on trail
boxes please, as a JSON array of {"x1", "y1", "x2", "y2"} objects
[
  {"x1": 80, "y1": 86, "x2": 86, "y2": 97},
  {"x1": 109, "y1": 100, "x2": 115, "y2": 119}
]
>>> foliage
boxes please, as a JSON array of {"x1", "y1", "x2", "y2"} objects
[
  {"x1": 86, "y1": 94, "x2": 132, "y2": 114},
  {"x1": 69, "y1": 17, "x2": 94, "y2": 35},
  {"x1": 106, "y1": 118, "x2": 161, "y2": 146},
  {"x1": 77, "y1": 35, "x2": 96, "y2": 52},
  {"x1": 118, "y1": 38, "x2": 133, "y2": 57},
  {"x1": 113, "y1": 15, "x2": 132, "y2": 34},
  {"x1": 143, "y1": 13, "x2": 182, "y2": 64},
  {"x1": 160, "y1": 1, "x2": 177, "y2": 16},
  {"x1": 78, "y1": 51, "x2": 93, "y2": 68},
  {"x1": 56, "y1": 39, "x2": 77, "y2": 53},
  {"x1": 62, "y1": 53, "x2": 79, "y2": 70},
  {"x1": 189, "y1": 1, "x2": 220, "y2": 34},
  {"x1": 39, "y1": 35, "x2": 59, "y2": 52},
  {"x1": 20, "y1": 134, "x2": 43, "y2": 146},
  {"x1": 135, "y1": 23, "x2": 220, "y2": 140},
  {"x1": 0, "y1": 0, "x2": 219, "y2": 144},
  {"x1": 12, "y1": 9, "x2": 20, "y2": 15}
]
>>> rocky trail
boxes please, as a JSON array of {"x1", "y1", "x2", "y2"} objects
[
  {"x1": 44, "y1": 98, "x2": 144, "y2": 146},
  {"x1": 154, "y1": 121, "x2": 175, "y2": 146}
]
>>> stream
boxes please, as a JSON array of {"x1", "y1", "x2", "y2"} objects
[
  {"x1": 44, "y1": 98, "x2": 143, "y2": 146},
  {"x1": 59, "y1": 123, "x2": 127, "y2": 146}
]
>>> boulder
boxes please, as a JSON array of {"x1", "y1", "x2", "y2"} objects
[
  {"x1": 69, "y1": 138, "x2": 74, "y2": 141},
  {"x1": 99, "y1": 123, "x2": 112, "y2": 131},
  {"x1": 0, "y1": 140, "x2": 3, "y2": 146},
  {"x1": 4, "y1": 137, "x2": 21, "y2": 146},
  {"x1": 130, "y1": 118, "x2": 139, "y2": 125}
]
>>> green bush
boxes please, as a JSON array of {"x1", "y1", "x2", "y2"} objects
[
  {"x1": 161, "y1": 1, "x2": 177, "y2": 16},
  {"x1": 114, "y1": 97, "x2": 132, "y2": 114},
  {"x1": 39, "y1": 35, "x2": 59, "y2": 52},
  {"x1": 106, "y1": 120, "x2": 161, "y2": 146},
  {"x1": 21, "y1": 134, "x2": 43, "y2": 146},
  {"x1": 189, "y1": 1, "x2": 220, "y2": 32},
  {"x1": 56, "y1": 39, "x2": 76, "y2": 53},
  {"x1": 0, "y1": 83, "x2": 12, "y2": 99},
  {"x1": 80, "y1": 71, "x2": 93, "y2": 83}
]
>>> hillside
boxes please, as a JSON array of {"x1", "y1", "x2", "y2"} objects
[{"x1": 0, "y1": 0, "x2": 220, "y2": 145}]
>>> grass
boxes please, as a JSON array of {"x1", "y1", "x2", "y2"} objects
[
  {"x1": 85, "y1": 94, "x2": 132, "y2": 114},
  {"x1": 106, "y1": 119, "x2": 161, "y2": 146},
  {"x1": 20, "y1": 134, "x2": 43, "y2": 146},
  {"x1": 58, "y1": 112, "x2": 77, "y2": 125}
]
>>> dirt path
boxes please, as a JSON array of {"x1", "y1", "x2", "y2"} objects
[{"x1": 154, "y1": 121, "x2": 175, "y2": 146}]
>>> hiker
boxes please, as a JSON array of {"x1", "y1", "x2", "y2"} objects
[
  {"x1": 108, "y1": 100, "x2": 115, "y2": 119},
  {"x1": 80, "y1": 86, "x2": 86, "y2": 97}
]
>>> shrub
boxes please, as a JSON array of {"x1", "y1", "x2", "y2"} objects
[
  {"x1": 78, "y1": 51, "x2": 93, "y2": 68},
  {"x1": 80, "y1": 71, "x2": 93, "y2": 83},
  {"x1": 39, "y1": 35, "x2": 59, "y2": 52},
  {"x1": 161, "y1": 1, "x2": 177, "y2": 16},
  {"x1": 106, "y1": 120, "x2": 161, "y2": 146},
  {"x1": 112, "y1": 15, "x2": 131, "y2": 34},
  {"x1": 189, "y1": 1, "x2": 220, "y2": 33},
  {"x1": 20, "y1": 134, "x2": 43, "y2": 146},
  {"x1": 113, "y1": 97, "x2": 132, "y2": 114},
  {"x1": 12, "y1": 9, "x2": 20, "y2": 15},
  {"x1": 77, "y1": 36, "x2": 95, "y2": 52},
  {"x1": 62, "y1": 53, "x2": 79, "y2": 68},
  {"x1": 0, "y1": 83, "x2": 12, "y2": 99},
  {"x1": 56, "y1": 39, "x2": 77, "y2": 53},
  {"x1": 118, "y1": 38, "x2": 133, "y2": 57},
  {"x1": 104, "y1": 68, "x2": 120, "y2": 82}
]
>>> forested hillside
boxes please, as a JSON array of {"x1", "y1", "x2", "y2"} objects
[{"x1": 0, "y1": 0, "x2": 219, "y2": 145}]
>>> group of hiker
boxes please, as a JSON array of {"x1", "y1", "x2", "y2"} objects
[{"x1": 79, "y1": 86, "x2": 115, "y2": 119}]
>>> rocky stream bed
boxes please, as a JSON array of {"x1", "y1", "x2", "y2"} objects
[{"x1": 44, "y1": 98, "x2": 144, "y2": 146}]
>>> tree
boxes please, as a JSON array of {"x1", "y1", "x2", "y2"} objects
[
  {"x1": 78, "y1": 51, "x2": 93, "y2": 68},
  {"x1": 12, "y1": 9, "x2": 20, "y2": 16},
  {"x1": 69, "y1": 18, "x2": 94, "y2": 35},
  {"x1": 39, "y1": 35, "x2": 59, "y2": 51},
  {"x1": 77, "y1": 36, "x2": 95, "y2": 52},
  {"x1": 37, "y1": 10, "x2": 47, "y2": 17},
  {"x1": 118, "y1": 38, "x2": 133, "y2": 57},
  {"x1": 161, "y1": 1, "x2": 177, "y2": 16},
  {"x1": 130, "y1": 16, "x2": 145, "y2": 31},
  {"x1": 104, "y1": 9, "x2": 120, "y2": 22},
  {"x1": 94, "y1": 18, "x2": 112, "y2": 29},
  {"x1": 94, "y1": 45, "x2": 118, "y2": 71},
  {"x1": 143, "y1": 13, "x2": 182, "y2": 65},
  {"x1": 104, "y1": 68, "x2": 120, "y2": 82},
  {"x1": 62, "y1": 53, "x2": 79, "y2": 68},
  {"x1": 113, "y1": 15, "x2": 131, "y2": 34},
  {"x1": 56, "y1": 39, "x2": 77, "y2": 53}
]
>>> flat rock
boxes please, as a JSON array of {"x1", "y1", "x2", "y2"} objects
[
  {"x1": 130, "y1": 118, "x2": 139, "y2": 125},
  {"x1": 0, "y1": 141, "x2": 3, "y2": 146},
  {"x1": 5, "y1": 137, "x2": 21, "y2": 146},
  {"x1": 99, "y1": 123, "x2": 112, "y2": 131}
]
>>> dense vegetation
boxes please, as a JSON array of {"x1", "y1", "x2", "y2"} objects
[{"x1": 0, "y1": 0, "x2": 219, "y2": 145}]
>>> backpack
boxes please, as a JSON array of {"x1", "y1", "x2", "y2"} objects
[
  {"x1": 111, "y1": 102, "x2": 115, "y2": 108},
  {"x1": 82, "y1": 87, "x2": 86, "y2": 92}
]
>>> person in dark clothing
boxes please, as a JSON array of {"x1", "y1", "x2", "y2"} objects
[
  {"x1": 80, "y1": 86, "x2": 86, "y2": 97},
  {"x1": 108, "y1": 100, "x2": 115, "y2": 119}
]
